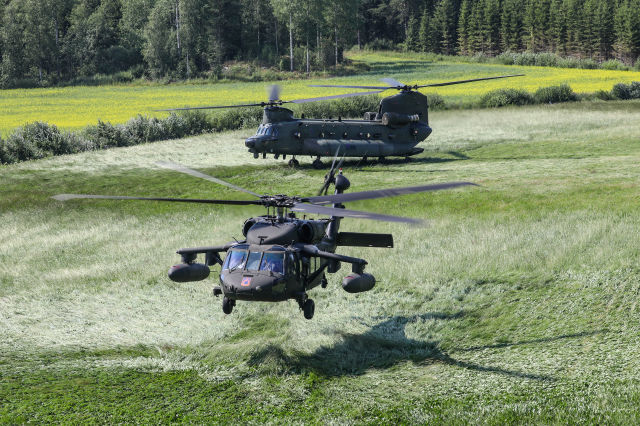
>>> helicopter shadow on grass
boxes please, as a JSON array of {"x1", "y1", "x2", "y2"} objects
[{"x1": 248, "y1": 313, "x2": 557, "y2": 382}]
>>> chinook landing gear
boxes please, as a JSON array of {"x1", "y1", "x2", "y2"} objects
[
  {"x1": 296, "y1": 293, "x2": 315, "y2": 320},
  {"x1": 312, "y1": 157, "x2": 323, "y2": 169},
  {"x1": 222, "y1": 296, "x2": 235, "y2": 315},
  {"x1": 288, "y1": 157, "x2": 299, "y2": 167}
]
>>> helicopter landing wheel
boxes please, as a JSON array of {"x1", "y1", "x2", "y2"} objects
[
  {"x1": 321, "y1": 275, "x2": 328, "y2": 288},
  {"x1": 288, "y1": 158, "x2": 300, "y2": 167},
  {"x1": 222, "y1": 297, "x2": 235, "y2": 315},
  {"x1": 312, "y1": 158, "x2": 323, "y2": 169},
  {"x1": 378, "y1": 156, "x2": 387, "y2": 164},
  {"x1": 303, "y1": 299, "x2": 315, "y2": 320}
]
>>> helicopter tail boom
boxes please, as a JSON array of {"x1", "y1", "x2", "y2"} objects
[
  {"x1": 336, "y1": 232, "x2": 393, "y2": 248},
  {"x1": 297, "y1": 244, "x2": 367, "y2": 273}
]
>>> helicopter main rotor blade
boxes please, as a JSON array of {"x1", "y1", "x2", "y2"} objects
[
  {"x1": 156, "y1": 161, "x2": 261, "y2": 197},
  {"x1": 304, "y1": 182, "x2": 477, "y2": 205},
  {"x1": 416, "y1": 74, "x2": 524, "y2": 88},
  {"x1": 52, "y1": 194, "x2": 262, "y2": 205},
  {"x1": 380, "y1": 77, "x2": 405, "y2": 88},
  {"x1": 310, "y1": 75, "x2": 524, "y2": 91},
  {"x1": 156, "y1": 103, "x2": 269, "y2": 112},
  {"x1": 158, "y1": 88, "x2": 384, "y2": 112},
  {"x1": 308, "y1": 84, "x2": 393, "y2": 90},
  {"x1": 287, "y1": 90, "x2": 383, "y2": 104},
  {"x1": 291, "y1": 203, "x2": 422, "y2": 224}
]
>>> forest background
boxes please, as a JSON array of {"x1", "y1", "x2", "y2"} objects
[{"x1": 2, "y1": 0, "x2": 640, "y2": 89}]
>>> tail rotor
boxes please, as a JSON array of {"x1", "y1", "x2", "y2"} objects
[{"x1": 318, "y1": 147, "x2": 345, "y2": 196}]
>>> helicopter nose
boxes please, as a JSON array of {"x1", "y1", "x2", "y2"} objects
[{"x1": 245, "y1": 138, "x2": 257, "y2": 149}]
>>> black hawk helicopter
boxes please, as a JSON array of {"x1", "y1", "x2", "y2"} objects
[
  {"x1": 161, "y1": 75, "x2": 522, "y2": 168},
  {"x1": 53, "y1": 157, "x2": 476, "y2": 319}
]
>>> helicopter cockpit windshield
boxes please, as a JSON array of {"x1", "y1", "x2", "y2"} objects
[
  {"x1": 223, "y1": 245, "x2": 285, "y2": 275},
  {"x1": 255, "y1": 125, "x2": 278, "y2": 137},
  {"x1": 260, "y1": 252, "x2": 284, "y2": 274},
  {"x1": 223, "y1": 248, "x2": 247, "y2": 272}
]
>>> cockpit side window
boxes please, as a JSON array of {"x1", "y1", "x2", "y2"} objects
[
  {"x1": 260, "y1": 252, "x2": 284, "y2": 274},
  {"x1": 224, "y1": 249, "x2": 247, "y2": 271},
  {"x1": 246, "y1": 251, "x2": 262, "y2": 271}
]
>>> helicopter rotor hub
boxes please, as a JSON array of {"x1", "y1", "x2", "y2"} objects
[{"x1": 259, "y1": 195, "x2": 301, "y2": 208}]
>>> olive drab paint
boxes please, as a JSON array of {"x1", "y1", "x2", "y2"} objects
[{"x1": 244, "y1": 90, "x2": 432, "y2": 168}]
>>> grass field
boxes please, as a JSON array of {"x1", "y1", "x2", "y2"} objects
[
  {"x1": 1, "y1": 51, "x2": 640, "y2": 134},
  {"x1": 2, "y1": 101, "x2": 640, "y2": 422}
]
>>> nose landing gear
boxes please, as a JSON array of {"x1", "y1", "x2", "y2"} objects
[
  {"x1": 222, "y1": 296, "x2": 235, "y2": 315},
  {"x1": 296, "y1": 293, "x2": 315, "y2": 320}
]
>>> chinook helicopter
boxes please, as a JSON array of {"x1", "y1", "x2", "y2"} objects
[
  {"x1": 161, "y1": 75, "x2": 522, "y2": 168},
  {"x1": 53, "y1": 157, "x2": 476, "y2": 319}
]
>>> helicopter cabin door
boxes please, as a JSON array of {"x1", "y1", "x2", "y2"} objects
[{"x1": 287, "y1": 252, "x2": 299, "y2": 279}]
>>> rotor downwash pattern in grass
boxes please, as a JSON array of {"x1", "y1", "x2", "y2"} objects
[{"x1": 2, "y1": 101, "x2": 640, "y2": 422}]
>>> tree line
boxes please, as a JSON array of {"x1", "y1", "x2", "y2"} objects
[
  {"x1": 407, "y1": 0, "x2": 640, "y2": 63},
  {"x1": 1, "y1": 0, "x2": 639, "y2": 88}
]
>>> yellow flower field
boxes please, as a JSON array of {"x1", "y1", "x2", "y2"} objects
[{"x1": 0, "y1": 51, "x2": 639, "y2": 134}]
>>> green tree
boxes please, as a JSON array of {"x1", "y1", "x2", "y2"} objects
[
  {"x1": 1, "y1": 0, "x2": 30, "y2": 86},
  {"x1": 501, "y1": 0, "x2": 524, "y2": 52},
  {"x1": 323, "y1": 0, "x2": 358, "y2": 67},
  {"x1": 468, "y1": 0, "x2": 485, "y2": 53},
  {"x1": 457, "y1": 0, "x2": 471, "y2": 55},
  {"x1": 549, "y1": 0, "x2": 567, "y2": 54},
  {"x1": 594, "y1": 0, "x2": 614, "y2": 60},
  {"x1": 524, "y1": 0, "x2": 551, "y2": 52},
  {"x1": 405, "y1": 14, "x2": 419, "y2": 51},
  {"x1": 565, "y1": 0, "x2": 585, "y2": 56},
  {"x1": 483, "y1": 0, "x2": 501, "y2": 55},
  {"x1": 614, "y1": 0, "x2": 640, "y2": 62},
  {"x1": 121, "y1": 0, "x2": 157, "y2": 66},
  {"x1": 270, "y1": 0, "x2": 297, "y2": 71},
  {"x1": 432, "y1": 0, "x2": 457, "y2": 55},
  {"x1": 418, "y1": 6, "x2": 432, "y2": 52},
  {"x1": 89, "y1": 0, "x2": 125, "y2": 74},
  {"x1": 582, "y1": 0, "x2": 600, "y2": 58},
  {"x1": 143, "y1": 0, "x2": 178, "y2": 77}
]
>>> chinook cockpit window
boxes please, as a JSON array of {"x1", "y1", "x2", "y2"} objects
[
  {"x1": 224, "y1": 249, "x2": 247, "y2": 271},
  {"x1": 260, "y1": 252, "x2": 284, "y2": 274},
  {"x1": 256, "y1": 125, "x2": 275, "y2": 136}
]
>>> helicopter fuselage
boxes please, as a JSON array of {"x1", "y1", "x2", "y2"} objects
[
  {"x1": 170, "y1": 211, "x2": 389, "y2": 316},
  {"x1": 219, "y1": 242, "x2": 330, "y2": 303},
  {"x1": 218, "y1": 217, "x2": 334, "y2": 303},
  {"x1": 245, "y1": 91, "x2": 433, "y2": 162}
]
